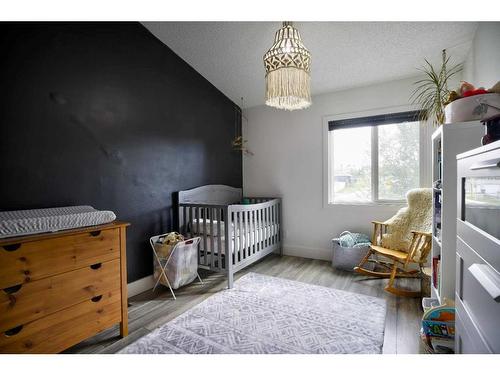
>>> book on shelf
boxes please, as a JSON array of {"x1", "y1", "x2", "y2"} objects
[{"x1": 432, "y1": 256, "x2": 440, "y2": 289}]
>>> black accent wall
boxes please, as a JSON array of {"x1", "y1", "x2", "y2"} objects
[{"x1": 0, "y1": 22, "x2": 242, "y2": 283}]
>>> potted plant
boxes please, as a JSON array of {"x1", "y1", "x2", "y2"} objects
[{"x1": 411, "y1": 49, "x2": 462, "y2": 126}]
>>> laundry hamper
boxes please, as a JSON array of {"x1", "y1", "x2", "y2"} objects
[
  {"x1": 331, "y1": 231, "x2": 374, "y2": 272},
  {"x1": 150, "y1": 232, "x2": 203, "y2": 299}
]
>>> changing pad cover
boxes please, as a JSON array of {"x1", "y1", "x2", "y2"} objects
[{"x1": 0, "y1": 206, "x2": 116, "y2": 239}]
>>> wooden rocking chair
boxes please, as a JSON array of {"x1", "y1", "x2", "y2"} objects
[{"x1": 354, "y1": 221, "x2": 432, "y2": 297}]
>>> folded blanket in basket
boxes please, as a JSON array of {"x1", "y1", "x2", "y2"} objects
[{"x1": 335, "y1": 231, "x2": 371, "y2": 248}]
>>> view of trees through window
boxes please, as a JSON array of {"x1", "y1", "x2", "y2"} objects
[{"x1": 330, "y1": 121, "x2": 419, "y2": 203}]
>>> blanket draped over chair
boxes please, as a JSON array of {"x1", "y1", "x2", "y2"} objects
[{"x1": 381, "y1": 188, "x2": 433, "y2": 255}]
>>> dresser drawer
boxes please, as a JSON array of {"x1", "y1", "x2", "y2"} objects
[
  {"x1": 0, "y1": 228, "x2": 120, "y2": 289},
  {"x1": 0, "y1": 289, "x2": 122, "y2": 353},
  {"x1": 0, "y1": 259, "x2": 120, "y2": 332},
  {"x1": 457, "y1": 220, "x2": 500, "y2": 273},
  {"x1": 455, "y1": 297, "x2": 492, "y2": 353},
  {"x1": 456, "y1": 237, "x2": 500, "y2": 352}
]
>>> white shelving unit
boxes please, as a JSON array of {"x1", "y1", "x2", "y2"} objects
[{"x1": 430, "y1": 121, "x2": 483, "y2": 303}]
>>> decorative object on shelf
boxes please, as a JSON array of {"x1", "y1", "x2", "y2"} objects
[
  {"x1": 481, "y1": 114, "x2": 500, "y2": 145},
  {"x1": 411, "y1": 49, "x2": 462, "y2": 126},
  {"x1": 444, "y1": 80, "x2": 500, "y2": 124},
  {"x1": 263, "y1": 22, "x2": 311, "y2": 111},
  {"x1": 231, "y1": 98, "x2": 253, "y2": 155}
]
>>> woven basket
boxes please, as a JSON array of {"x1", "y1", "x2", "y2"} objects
[{"x1": 331, "y1": 231, "x2": 373, "y2": 272}]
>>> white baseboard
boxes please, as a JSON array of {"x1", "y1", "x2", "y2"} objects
[
  {"x1": 283, "y1": 244, "x2": 331, "y2": 261},
  {"x1": 127, "y1": 274, "x2": 154, "y2": 298}
]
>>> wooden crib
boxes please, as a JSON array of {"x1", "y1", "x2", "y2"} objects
[{"x1": 176, "y1": 185, "x2": 282, "y2": 288}]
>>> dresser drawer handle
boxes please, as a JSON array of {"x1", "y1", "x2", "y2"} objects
[
  {"x1": 3, "y1": 284, "x2": 22, "y2": 295},
  {"x1": 90, "y1": 263, "x2": 102, "y2": 270},
  {"x1": 469, "y1": 264, "x2": 500, "y2": 302},
  {"x1": 3, "y1": 243, "x2": 21, "y2": 252},
  {"x1": 89, "y1": 230, "x2": 101, "y2": 237},
  {"x1": 91, "y1": 295, "x2": 103, "y2": 303},
  {"x1": 470, "y1": 158, "x2": 500, "y2": 170},
  {"x1": 4, "y1": 325, "x2": 23, "y2": 337}
]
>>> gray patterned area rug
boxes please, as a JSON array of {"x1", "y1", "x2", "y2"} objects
[{"x1": 120, "y1": 272, "x2": 387, "y2": 354}]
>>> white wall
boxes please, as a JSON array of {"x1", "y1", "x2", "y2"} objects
[
  {"x1": 463, "y1": 22, "x2": 500, "y2": 88},
  {"x1": 243, "y1": 76, "x2": 433, "y2": 260}
]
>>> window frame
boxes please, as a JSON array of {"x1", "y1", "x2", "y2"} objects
[{"x1": 323, "y1": 105, "x2": 424, "y2": 207}]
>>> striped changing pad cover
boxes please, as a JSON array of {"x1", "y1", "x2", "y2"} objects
[{"x1": 0, "y1": 206, "x2": 116, "y2": 239}]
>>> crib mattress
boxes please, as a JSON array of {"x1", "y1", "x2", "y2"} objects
[
  {"x1": 198, "y1": 223, "x2": 279, "y2": 255},
  {"x1": 0, "y1": 206, "x2": 117, "y2": 239}
]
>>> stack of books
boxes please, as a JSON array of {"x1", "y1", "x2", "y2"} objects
[{"x1": 420, "y1": 300, "x2": 455, "y2": 354}]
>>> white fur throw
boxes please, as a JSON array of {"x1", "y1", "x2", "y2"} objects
[{"x1": 381, "y1": 188, "x2": 432, "y2": 254}]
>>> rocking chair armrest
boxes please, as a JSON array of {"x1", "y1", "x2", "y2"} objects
[
  {"x1": 406, "y1": 230, "x2": 433, "y2": 264},
  {"x1": 410, "y1": 230, "x2": 432, "y2": 238}
]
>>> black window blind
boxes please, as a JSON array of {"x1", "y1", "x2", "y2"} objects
[{"x1": 328, "y1": 110, "x2": 422, "y2": 131}]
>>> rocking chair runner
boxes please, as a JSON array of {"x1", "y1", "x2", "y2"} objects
[{"x1": 354, "y1": 188, "x2": 433, "y2": 297}]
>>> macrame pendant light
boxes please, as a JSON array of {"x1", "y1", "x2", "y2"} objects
[{"x1": 263, "y1": 22, "x2": 311, "y2": 110}]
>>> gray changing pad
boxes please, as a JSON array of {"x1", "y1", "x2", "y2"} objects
[{"x1": 0, "y1": 206, "x2": 116, "y2": 239}]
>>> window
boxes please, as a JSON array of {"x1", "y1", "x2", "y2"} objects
[{"x1": 328, "y1": 111, "x2": 420, "y2": 204}]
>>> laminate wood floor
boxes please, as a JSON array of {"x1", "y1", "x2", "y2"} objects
[{"x1": 65, "y1": 254, "x2": 425, "y2": 354}]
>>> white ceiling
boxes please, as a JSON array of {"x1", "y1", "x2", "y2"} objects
[{"x1": 142, "y1": 22, "x2": 477, "y2": 108}]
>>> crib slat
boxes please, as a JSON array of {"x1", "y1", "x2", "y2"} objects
[
  {"x1": 275, "y1": 202, "x2": 279, "y2": 244},
  {"x1": 269, "y1": 205, "x2": 272, "y2": 247},
  {"x1": 237, "y1": 211, "x2": 242, "y2": 264},
  {"x1": 196, "y1": 207, "x2": 202, "y2": 263},
  {"x1": 255, "y1": 210, "x2": 258, "y2": 255},
  {"x1": 246, "y1": 210, "x2": 251, "y2": 258},
  {"x1": 240, "y1": 211, "x2": 244, "y2": 260},
  {"x1": 248, "y1": 210, "x2": 255, "y2": 255},
  {"x1": 271, "y1": 205, "x2": 274, "y2": 246},
  {"x1": 243, "y1": 210, "x2": 248, "y2": 259},
  {"x1": 210, "y1": 207, "x2": 215, "y2": 269},
  {"x1": 217, "y1": 208, "x2": 222, "y2": 271},
  {"x1": 279, "y1": 200, "x2": 282, "y2": 243},
  {"x1": 272, "y1": 204, "x2": 276, "y2": 245},
  {"x1": 189, "y1": 206, "x2": 193, "y2": 238},
  {"x1": 264, "y1": 206, "x2": 268, "y2": 248},
  {"x1": 182, "y1": 205, "x2": 187, "y2": 236},
  {"x1": 254, "y1": 208, "x2": 258, "y2": 253},
  {"x1": 270, "y1": 205, "x2": 274, "y2": 246},
  {"x1": 239, "y1": 211, "x2": 244, "y2": 263},
  {"x1": 272, "y1": 204, "x2": 275, "y2": 245},
  {"x1": 203, "y1": 208, "x2": 208, "y2": 266},
  {"x1": 256, "y1": 208, "x2": 261, "y2": 253},
  {"x1": 266, "y1": 205, "x2": 270, "y2": 247},
  {"x1": 233, "y1": 212, "x2": 241, "y2": 264}
]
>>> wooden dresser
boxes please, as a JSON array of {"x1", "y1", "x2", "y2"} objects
[{"x1": 0, "y1": 221, "x2": 129, "y2": 353}]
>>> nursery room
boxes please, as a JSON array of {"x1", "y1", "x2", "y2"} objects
[{"x1": 1, "y1": 0, "x2": 500, "y2": 366}]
